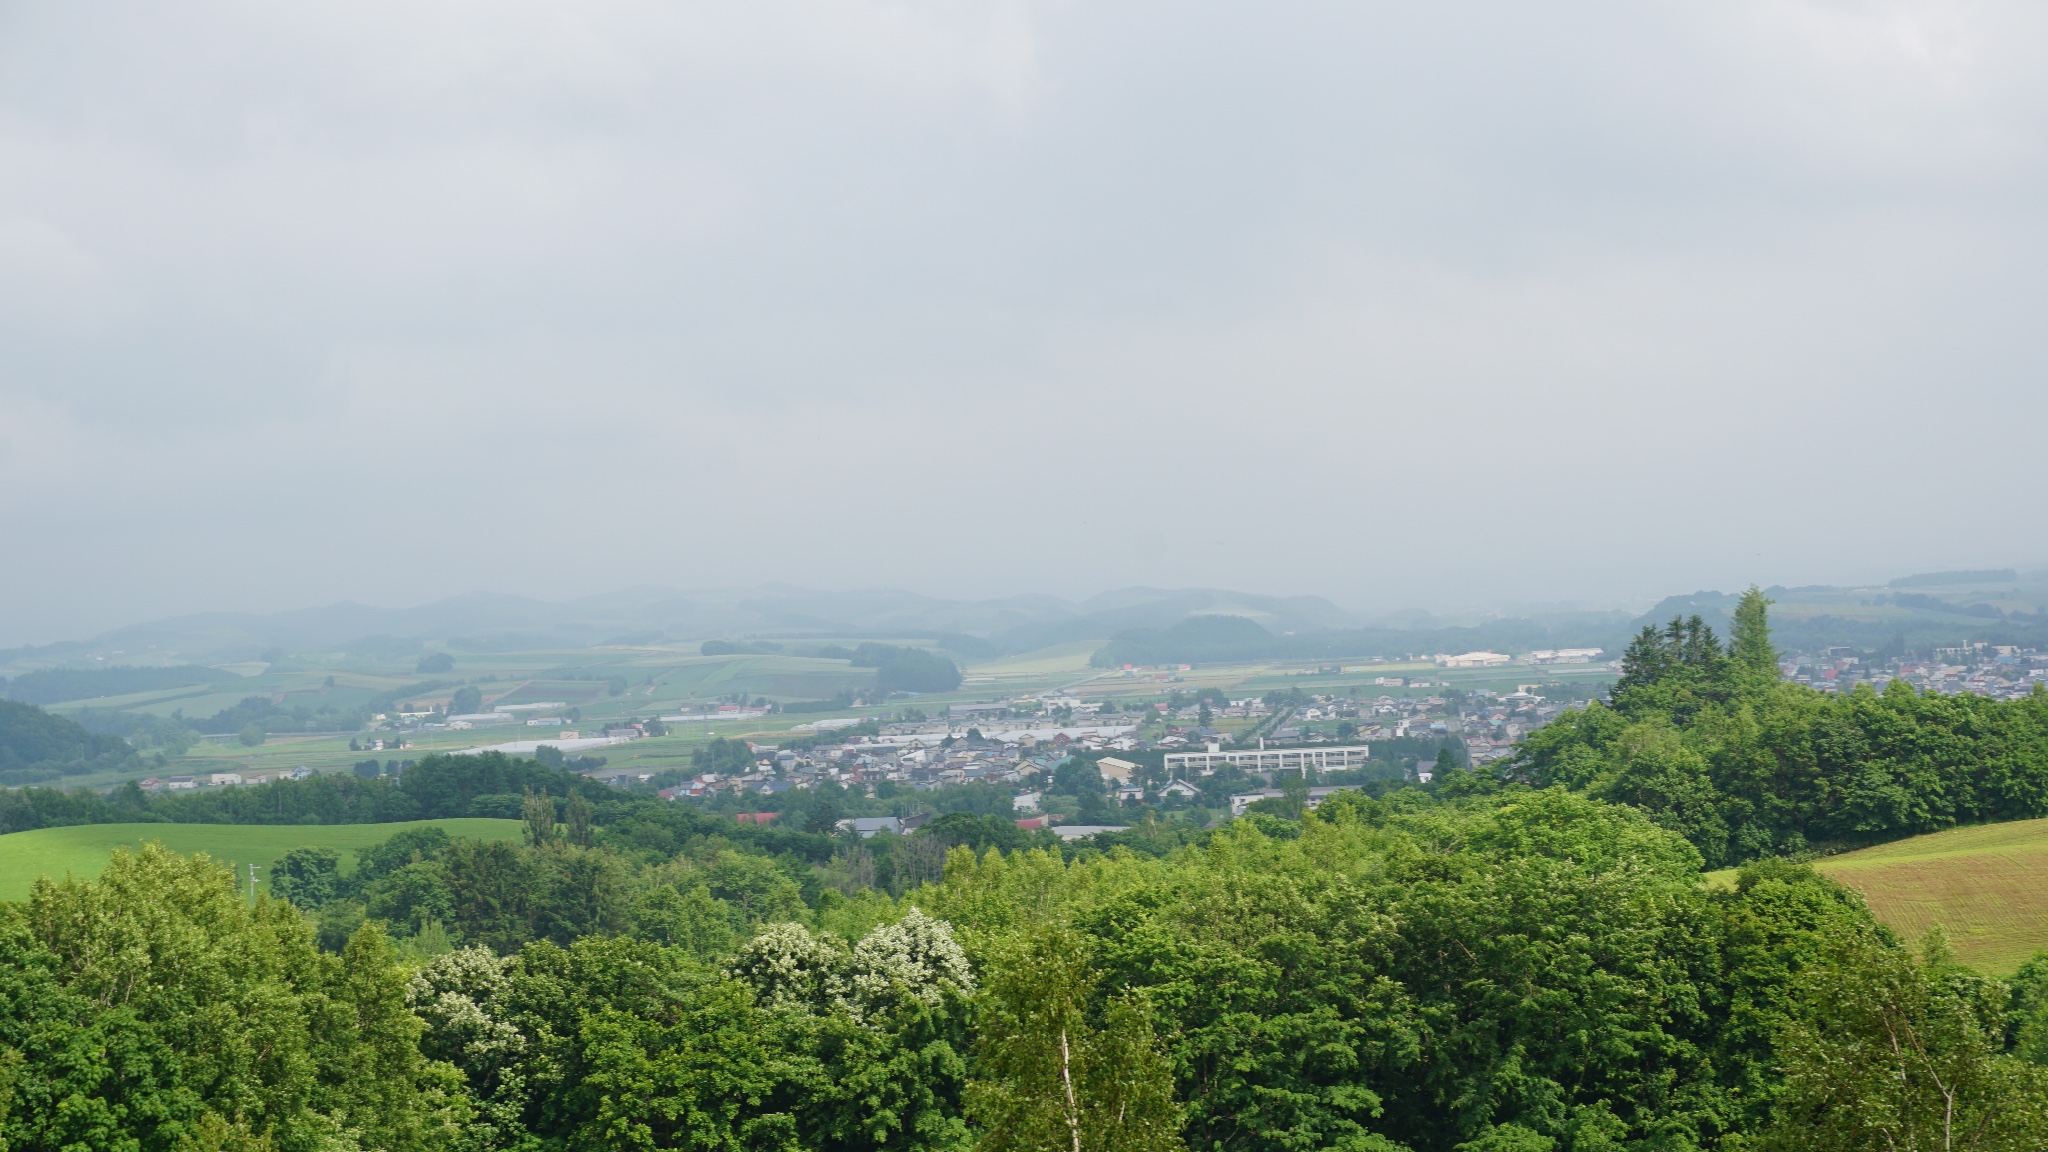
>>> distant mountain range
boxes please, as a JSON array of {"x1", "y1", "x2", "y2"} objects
[
  {"x1": 2, "y1": 569, "x2": 2044, "y2": 673},
  {"x1": 0, "y1": 585, "x2": 1381, "y2": 668}
]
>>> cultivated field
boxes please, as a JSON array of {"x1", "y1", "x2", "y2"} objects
[
  {"x1": 0, "y1": 818, "x2": 523, "y2": 902},
  {"x1": 963, "y1": 641, "x2": 1103, "y2": 683},
  {"x1": 1813, "y1": 817, "x2": 2048, "y2": 974}
]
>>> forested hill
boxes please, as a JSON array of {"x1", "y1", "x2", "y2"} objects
[
  {"x1": 1, "y1": 663, "x2": 238, "y2": 704},
  {"x1": 1501, "y1": 588, "x2": 2048, "y2": 866},
  {"x1": 0, "y1": 698, "x2": 138, "y2": 787}
]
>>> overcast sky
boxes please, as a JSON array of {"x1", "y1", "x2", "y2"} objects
[{"x1": 3, "y1": 0, "x2": 2046, "y2": 644}]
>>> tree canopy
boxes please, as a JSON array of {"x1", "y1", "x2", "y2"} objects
[
  {"x1": 1512, "y1": 587, "x2": 2048, "y2": 865},
  {"x1": 9, "y1": 780, "x2": 2048, "y2": 1150}
]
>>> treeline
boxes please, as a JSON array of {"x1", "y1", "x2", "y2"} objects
[
  {"x1": 12, "y1": 786, "x2": 2048, "y2": 1150},
  {"x1": 1504, "y1": 589, "x2": 2048, "y2": 865},
  {"x1": 0, "y1": 752, "x2": 594, "y2": 832},
  {"x1": 834, "y1": 643, "x2": 964, "y2": 693},
  {"x1": 0, "y1": 752, "x2": 665, "y2": 834}
]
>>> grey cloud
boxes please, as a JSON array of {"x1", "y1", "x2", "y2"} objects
[{"x1": 2, "y1": 0, "x2": 2046, "y2": 643}]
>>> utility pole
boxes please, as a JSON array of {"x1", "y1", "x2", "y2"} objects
[{"x1": 248, "y1": 862, "x2": 258, "y2": 902}]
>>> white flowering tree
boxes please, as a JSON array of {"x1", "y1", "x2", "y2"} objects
[
  {"x1": 730, "y1": 909, "x2": 974, "y2": 1021},
  {"x1": 728, "y1": 921, "x2": 853, "y2": 1014},
  {"x1": 849, "y1": 907, "x2": 976, "y2": 1014},
  {"x1": 406, "y1": 946, "x2": 529, "y2": 1147}
]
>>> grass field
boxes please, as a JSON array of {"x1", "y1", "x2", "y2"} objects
[
  {"x1": 1701, "y1": 819, "x2": 2048, "y2": 975},
  {"x1": 963, "y1": 640, "x2": 1105, "y2": 682},
  {"x1": 1807, "y1": 818, "x2": 2048, "y2": 974},
  {"x1": 0, "y1": 819, "x2": 523, "y2": 902}
]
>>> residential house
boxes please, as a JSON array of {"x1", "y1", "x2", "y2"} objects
[
  {"x1": 1053, "y1": 825, "x2": 1129, "y2": 841},
  {"x1": 1227, "y1": 784, "x2": 1365, "y2": 817},
  {"x1": 835, "y1": 817, "x2": 903, "y2": 838},
  {"x1": 1096, "y1": 756, "x2": 1138, "y2": 784}
]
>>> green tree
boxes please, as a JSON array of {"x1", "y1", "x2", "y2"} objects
[
  {"x1": 1052, "y1": 759, "x2": 1105, "y2": 797},
  {"x1": 441, "y1": 838, "x2": 537, "y2": 952},
  {"x1": 363, "y1": 860, "x2": 456, "y2": 936},
  {"x1": 522, "y1": 787, "x2": 556, "y2": 846},
  {"x1": 269, "y1": 845, "x2": 341, "y2": 908},
  {"x1": 5, "y1": 843, "x2": 454, "y2": 1152},
  {"x1": 1730, "y1": 585, "x2": 1779, "y2": 690},
  {"x1": 634, "y1": 883, "x2": 740, "y2": 960},
  {"x1": 564, "y1": 789, "x2": 594, "y2": 848},
  {"x1": 1764, "y1": 931, "x2": 2048, "y2": 1150},
  {"x1": 694, "y1": 737, "x2": 757, "y2": 775},
  {"x1": 1589, "y1": 720, "x2": 1732, "y2": 866},
  {"x1": 704, "y1": 852, "x2": 806, "y2": 925},
  {"x1": 353, "y1": 824, "x2": 452, "y2": 885},
  {"x1": 1609, "y1": 614, "x2": 1731, "y2": 722},
  {"x1": 966, "y1": 924, "x2": 1184, "y2": 1152},
  {"x1": 323, "y1": 922, "x2": 465, "y2": 1152}
]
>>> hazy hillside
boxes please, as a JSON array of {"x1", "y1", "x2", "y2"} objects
[
  {"x1": 4, "y1": 568, "x2": 2044, "y2": 677},
  {"x1": 1636, "y1": 569, "x2": 2048, "y2": 655},
  {"x1": 0, "y1": 584, "x2": 1366, "y2": 670}
]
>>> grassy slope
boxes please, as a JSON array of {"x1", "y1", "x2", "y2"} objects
[
  {"x1": 0, "y1": 818, "x2": 522, "y2": 902},
  {"x1": 1703, "y1": 821, "x2": 2048, "y2": 974},
  {"x1": 1807, "y1": 818, "x2": 2048, "y2": 974}
]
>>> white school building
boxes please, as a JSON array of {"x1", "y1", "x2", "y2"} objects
[{"x1": 1164, "y1": 741, "x2": 1371, "y2": 777}]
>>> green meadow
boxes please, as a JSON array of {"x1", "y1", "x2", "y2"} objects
[{"x1": 0, "y1": 818, "x2": 523, "y2": 901}]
